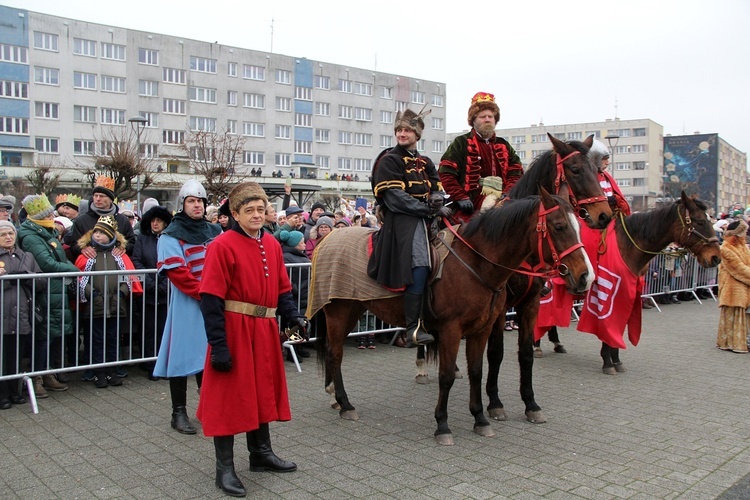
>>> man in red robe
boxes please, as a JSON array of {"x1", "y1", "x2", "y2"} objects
[{"x1": 197, "y1": 182, "x2": 308, "y2": 497}]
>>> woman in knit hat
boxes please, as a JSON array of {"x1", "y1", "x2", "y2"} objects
[
  {"x1": 304, "y1": 215, "x2": 333, "y2": 259},
  {"x1": 716, "y1": 219, "x2": 750, "y2": 353},
  {"x1": 17, "y1": 194, "x2": 79, "y2": 397}
]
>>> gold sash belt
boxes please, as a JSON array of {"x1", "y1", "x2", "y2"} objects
[{"x1": 224, "y1": 300, "x2": 277, "y2": 318}]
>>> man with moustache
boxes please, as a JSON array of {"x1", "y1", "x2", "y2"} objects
[{"x1": 439, "y1": 92, "x2": 524, "y2": 222}]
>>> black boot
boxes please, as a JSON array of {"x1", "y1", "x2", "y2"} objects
[
  {"x1": 214, "y1": 435, "x2": 246, "y2": 497},
  {"x1": 247, "y1": 423, "x2": 297, "y2": 472},
  {"x1": 403, "y1": 293, "x2": 434, "y2": 347},
  {"x1": 171, "y1": 406, "x2": 197, "y2": 434}
]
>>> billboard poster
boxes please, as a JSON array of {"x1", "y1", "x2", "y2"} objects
[{"x1": 663, "y1": 134, "x2": 718, "y2": 213}]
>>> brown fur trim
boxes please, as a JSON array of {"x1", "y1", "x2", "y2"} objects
[{"x1": 77, "y1": 229, "x2": 128, "y2": 251}]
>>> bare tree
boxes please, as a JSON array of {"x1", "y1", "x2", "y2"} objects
[
  {"x1": 88, "y1": 127, "x2": 153, "y2": 199},
  {"x1": 321, "y1": 195, "x2": 343, "y2": 213},
  {"x1": 181, "y1": 127, "x2": 246, "y2": 201},
  {"x1": 25, "y1": 163, "x2": 62, "y2": 195}
]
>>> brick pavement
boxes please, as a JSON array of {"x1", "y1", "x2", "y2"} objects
[{"x1": 2, "y1": 298, "x2": 749, "y2": 499}]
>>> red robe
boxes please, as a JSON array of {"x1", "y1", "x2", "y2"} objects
[{"x1": 196, "y1": 230, "x2": 293, "y2": 436}]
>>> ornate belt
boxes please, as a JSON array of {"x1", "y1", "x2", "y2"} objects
[{"x1": 224, "y1": 300, "x2": 277, "y2": 318}]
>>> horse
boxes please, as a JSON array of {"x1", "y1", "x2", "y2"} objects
[
  {"x1": 308, "y1": 187, "x2": 594, "y2": 445},
  {"x1": 596, "y1": 192, "x2": 720, "y2": 374}
]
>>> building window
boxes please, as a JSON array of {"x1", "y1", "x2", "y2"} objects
[
  {"x1": 354, "y1": 158, "x2": 371, "y2": 172},
  {"x1": 73, "y1": 38, "x2": 96, "y2": 57},
  {"x1": 162, "y1": 130, "x2": 185, "y2": 144},
  {"x1": 73, "y1": 140, "x2": 96, "y2": 155},
  {"x1": 632, "y1": 144, "x2": 647, "y2": 153},
  {"x1": 244, "y1": 151, "x2": 264, "y2": 165},
  {"x1": 34, "y1": 67, "x2": 59, "y2": 86},
  {"x1": 354, "y1": 133, "x2": 372, "y2": 146},
  {"x1": 615, "y1": 145, "x2": 630, "y2": 154},
  {"x1": 138, "y1": 143, "x2": 157, "y2": 159},
  {"x1": 244, "y1": 93, "x2": 265, "y2": 109},
  {"x1": 73, "y1": 105, "x2": 97, "y2": 123},
  {"x1": 354, "y1": 107, "x2": 372, "y2": 122},
  {"x1": 615, "y1": 162, "x2": 631, "y2": 171},
  {"x1": 0, "y1": 117, "x2": 28, "y2": 135},
  {"x1": 139, "y1": 112, "x2": 158, "y2": 128},
  {"x1": 432, "y1": 117, "x2": 443, "y2": 130},
  {"x1": 633, "y1": 128, "x2": 646, "y2": 137},
  {"x1": 316, "y1": 156, "x2": 330, "y2": 169},
  {"x1": 295, "y1": 86, "x2": 312, "y2": 100},
  {"x1": 532, "y1": 134, "x2": 549, "y2": 143},
  {"x1": 411, "y1": 91, "x2": 425, "y2": 104},
  {"x1": 0, "y1": 44, "x2": 28, "y2": 64},
  {"x1": 227, "y1": 91, "x2": 237, "y2": 106},
  {"x1": 295, "y1": 114, "x2": 312, "y2": 127},
  {"x1": 566, "y1": 132, "x2": 582, "y2": 141},
  {"x1": 315, "y1": 129, "x2": 330, "y2": 143},
  {"x1": 432, "y1": 141, "x2": 443, "y2": 154},
  {"x1": 73, "y1": 72, "x2": 96, "y2": 90},
  {"x1": 633, "y1": 161, "x2": 646, "y2": 170},
  {"x1": 338, "y1": 79, "x2": 352, "y2": 93},
  {"x1": 276, "y1": 97, "x2": 292, "y2": 112},
  {"x1": 417, "y1": 139, "x2": 425, "y2": 151},
  {"x1": 585, "y1": 130, "x2": 601, "y2": 139},
  {"x1": 138, "y1": 48, "x2": 159, "y2": 65},
  {"x1": 243, "y1": 65, "x2": 265, "y2": 80},
  {"x1": 338, "y1": 131, "x2": 352, "y2": 145},
  {"x1": 139, "y1": 80, "x2": 159, "y2": 97},
  {"x1": 0, "y1": 80, "x2": 28, "y2": 99},
  {"x1": 275, "y1": 70, "x2": 291, "y2": 84},
  {"x1": 243, "y1": 122, "x2": 265, "y2": 137},
  {"x1": 315, "y1": 102, "x2": 330, "y2": 116},
  {"x1": 101, "y1": 42, "x2": 126, "y2": 61},
  {"x1": 618, "y1": 179, "x2": 631, "y2": 187},
  {"x1": 339, "y1": 105, "x2": 353, "y2": 119},
  {"x1": 295, "y1": 141, "x2": 312, "y2": 154},
  {"x1": 380, "y1": 111, "x2": 393, "y2": 124},
  {"x1": 275, "y1": 125, "x2": 291, "y2": 139},
  {"x1": 512, "y1": 135, "x2": 526, "y2": 145},
  {"x1": 101, "y1": 75, "x2": 127, "y2": 93},
  {"x1": 33, "y1": 32, "x2": 58, "y2": 52},
  {"x1": 338, "y1": 157, "x2": 352, "y2": 170},
  {"x1": 354, "y1": 82, "x2": 372, "y2": 96},
  {"x1": 190, "y1": 147, "x2": 215, "y2": 161},
  {"x1": 315, "y1": 75, "x2": 330, "y2": 90},
  {"x1": 189, "y1": 86, "x2": 217, "y2": 103},
  {"x1": 227, "y1": 120, "x2": 237, "y2": 134},
  {"x1": 228, "y1": 62, "x2": 238, "y2": 77},
  {"x1": 34, "y1": 101, "x2": 59, "y2": 119},
  {"x1": 380, "y1": 86, "x2": 392, "y2": 99},
  {"x1": 163, "y1": 98, "x2": 186, "y2": 115},
  {"x1": 189, "y1": 116, "x2": 217, "y2": 132},
  {"x1": 432, "y1": 95, "x2": 444, "y2": 107},
  {"x1": 190, "y1": 56, "x2": 217, "y2": 73},
  {"x1": 35, "y1": 137, "x2": 59, "y2": 154},
  {"x1": 618, "y1": 128, "x2": 632, "y2": 137},
  {"x1": 518, "y1": 151, "x2": 526, "y2": 160},
  {"x1": 163, "y1": 67, "x2": 186, "y2": 85},
  {"x1": 101, "y1": 108, "x2": 126, "y2": 125},
  {"x1": 275, "y1": 153, "x2": 291, "y2": 166},
  {"x1": 395, "y1": 101, "x2": 408, "y2": 112},
  {"x1": 380, "y1": 135, "x2": 393, "y2": 148}
]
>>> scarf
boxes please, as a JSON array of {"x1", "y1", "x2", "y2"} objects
[
  {"x1": 162, "y1": 212, "x2": 221, "y2": 244},
  {"x1": 29, "y1": 218, "x2": 56, "y2": 230},
  {"x1": 89, "y1": 203, "x2": 117, "y2": 217}
]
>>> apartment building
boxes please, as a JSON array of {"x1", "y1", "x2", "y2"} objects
[{"x1": 0, "y1": 5, "x2": 446, "y2": 199}]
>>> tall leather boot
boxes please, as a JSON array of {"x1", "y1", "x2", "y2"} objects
[
  {"x1": 171, "y1": 406, "x2": 197, "y2": 434},
  {"x1": 403, "y1": 293, "x2": 434, "y2": 347},
  {"x1": 214, "y1": 435, "x2": 246, "y2": 497},
  {"x1": 247, "y1": 423, "x2": 297, "y2": 472}
]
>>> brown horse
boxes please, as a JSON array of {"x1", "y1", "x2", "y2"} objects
[{"x1": 309, "y1": 188, "x2": 594, "y2": 445}]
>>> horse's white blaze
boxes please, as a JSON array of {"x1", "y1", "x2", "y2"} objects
[{"x1": 567, "y1": 212, "x2": 595, "y2": 290}]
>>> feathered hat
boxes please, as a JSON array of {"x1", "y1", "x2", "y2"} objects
[
  {"x1": 55, "y1": 193, "x2": 82, "y2": 211},
  {"x1": 467, "y1": 92, "x2": 500, "y2": 126},
  {"x1": 394, "y1": 105, "x2": 431, "y2": 140},
  {"x1": 93, "y1": 175, "x2": 116, "y2": 201}
]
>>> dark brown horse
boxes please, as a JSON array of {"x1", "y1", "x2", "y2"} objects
[
  {"x1": 597, "y1": 192, "x2": 720, "y2": 373},
  {"x1": 310, "y1": 188, "x2": 593, "y2": 445}
]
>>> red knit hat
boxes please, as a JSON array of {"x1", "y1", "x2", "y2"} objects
[{"x1": 467, "y1": 92, "x2": 500, "y2": 126}]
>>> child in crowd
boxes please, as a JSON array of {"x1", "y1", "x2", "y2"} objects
[{"x1": 75, "y1": 216, "x2": 142, "y2": 388}]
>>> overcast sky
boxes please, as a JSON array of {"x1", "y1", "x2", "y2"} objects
[{"x1": 8, "y1": 0, "x2": 750, "y2": 155}]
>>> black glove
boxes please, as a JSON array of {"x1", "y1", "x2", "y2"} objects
[
  {"x1": 434, "y1": 206, "x2": 453, "y2": 219},
  {"x1": 456, "y1": 199, "x2": 474, "y2": 214},
  {"x1": 210, "y1": 344, "x2": 232, "y2": 372},
  {"x1": 428, "y1": 193, "x2": 445, "y2": 211},
  {"x1": 290, "y1": 316, "x2": 309, "y2": 340}
]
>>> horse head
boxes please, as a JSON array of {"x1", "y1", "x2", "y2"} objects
[
  {"x1": 675, "y1": 191, "x2": 721, "y2": 268},
  {"x1": 538, "y1": 186, "x2": 595, "y2": 294},
  {"x1": 548, "y1": 134, "x2": 613, "y2": 230}
]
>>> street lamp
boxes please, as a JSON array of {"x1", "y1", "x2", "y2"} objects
[
  {"x1": 604, "y1": 134, "x2": 620, "y2": 181},
  {"x1": 128, "y1": 116, "x2": 147, "y2": 214}
]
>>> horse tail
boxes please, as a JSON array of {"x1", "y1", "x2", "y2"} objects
[{"x1": 312, "y1": 312, "x2": 328, "y2": 374}]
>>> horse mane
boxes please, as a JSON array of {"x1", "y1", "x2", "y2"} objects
[
  {"x1": 619, "y1": 198, "x2": 708, "y2": 242},
  {"x1": 462, "y1": 195, "x2": 545, "y2": 244},
  {"x1": 507, "y1": 139, "x2": 592, "y2": 199}
]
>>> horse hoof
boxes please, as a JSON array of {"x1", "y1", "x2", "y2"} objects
[
  {"x1": 331, "y1": 402, "x2": 341, "y2": 410},
  {"x1": 526, "y1": 411, "x2": 547, "y2": 424},
  {"x1": 613, "y1": 362, "x2": 627, "y2": 373},
  {"x1": 533, "y1": 348, "x2": 543, "y2": 358},
  {"x1": 340, "y1": 410, "x2": 359, "y2": 420},
  {"x1": 415, "y1": 374, "x2": 429, "y2": 385},
  {"x1": 488, "y1": 408, "x2": 508, "y2": 421},
  {"x1": 602, "y1": 366, "x2": 616, "y2": 375},
  {"x1": 474, "y1": 425, "x2": 495, "y2": 437},
  {"x1": 434, "y1": 434, "x2": 454, "y2": 446}
]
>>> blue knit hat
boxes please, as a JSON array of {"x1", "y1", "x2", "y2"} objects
[{"x1": 279, "y1": 229, "x2": 304, "y2": 247}]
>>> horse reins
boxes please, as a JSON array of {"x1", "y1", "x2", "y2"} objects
[{"x1": 554, "y1": 150, "x2": 608, "y2": 221}]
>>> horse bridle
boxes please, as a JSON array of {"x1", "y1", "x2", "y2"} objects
[
  {"x1": 618, "y1": 205, "x2": 719, "y2": 257},
  {"x1": 554, "y1": 150, "x2": 608, "y2": 222}
]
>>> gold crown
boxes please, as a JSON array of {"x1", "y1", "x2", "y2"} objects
[
  {"x1": 471, "y1": 92, "x2": 496, "y2": 105},
  {"x1": 95, "y1": 175, "x2": 115, "y2": 191}
]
